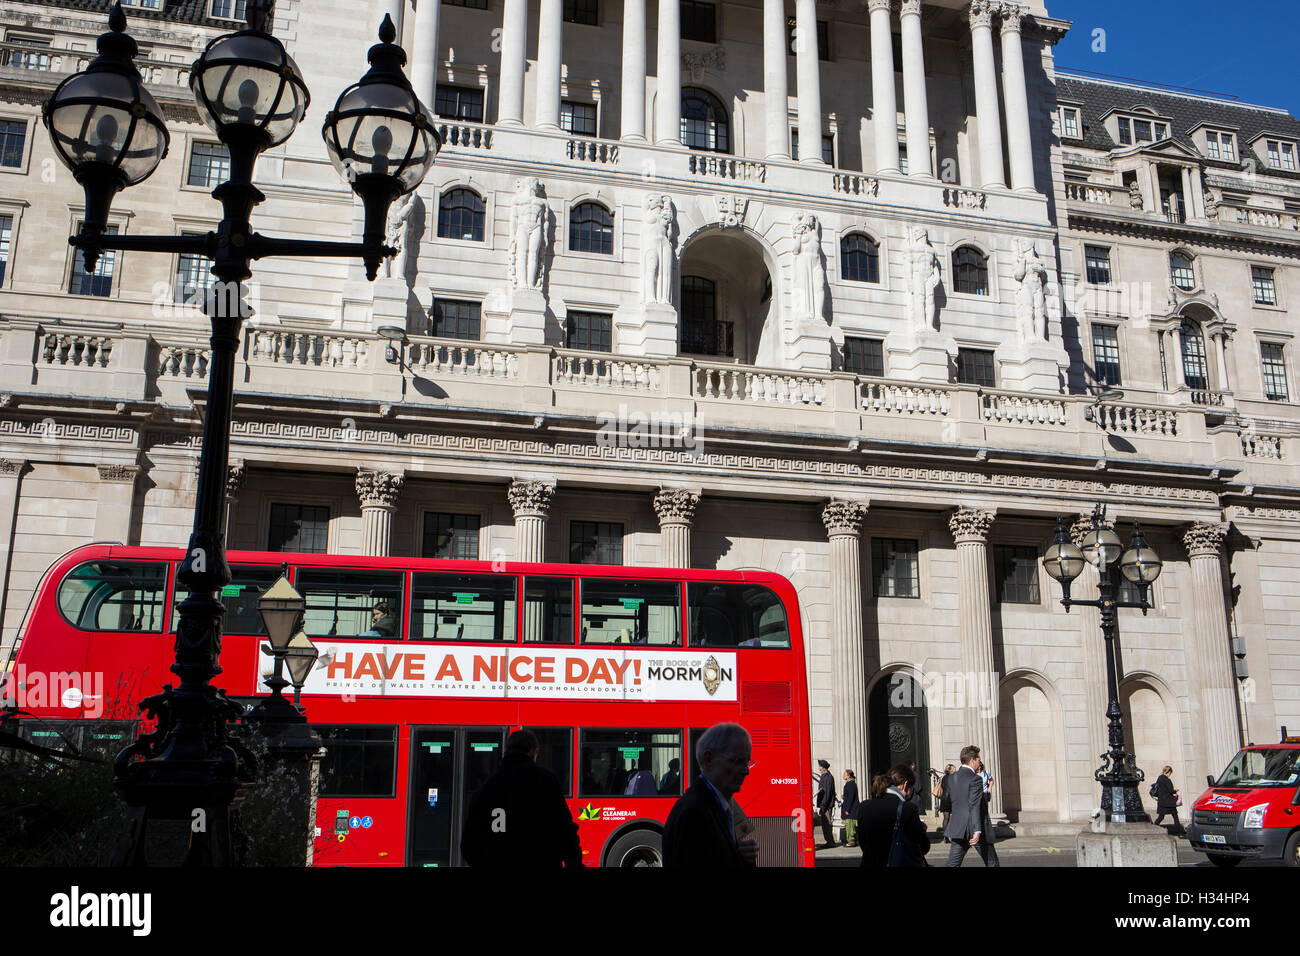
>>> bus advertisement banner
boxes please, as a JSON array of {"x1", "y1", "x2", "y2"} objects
[{"x1": 257, "y1": 644, "x2": 739, "y2": 702}]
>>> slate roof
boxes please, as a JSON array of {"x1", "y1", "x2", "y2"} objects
[
  {"x1": 1056, "y1": 73, "x2": 1300, "y2": 180},
  {"x1": 19, "y1": 0, "x2": 239, "y2": 29}
]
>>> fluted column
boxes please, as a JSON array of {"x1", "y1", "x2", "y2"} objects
[
  {"x1": 1070, "y1": 513, "x2": 1111, "y2": 787},
  {"x1": 356, "y1": 470, "x2": 405, "y2": 557},
  {"x1": 899, "y1": 0, "x2": 932, "y2": 178},
  {"x1": 94, "y1": 464, "x2": 139, "y2": 544},
  {"x1": 794, "y1": 0, "x2": 823, "y2": 164},
  {"x1": 762, "y1": 0, "x2": 789, "y2": 159},
  {"x1": 498, "y1": 0, "x2": 528, "y2": 126},
  {"x1": 868, "y1": 0, "x2": 899, "y2": 172},
  {"x1": 1182, "y1": 523, "x2": 1241, "y2": 775},
  {"x1": 621, "y1": 0, "x2": 648, "y2": 140},
  {"x1": 653, "y1": 488, "x2": 700, "y2": 568},
  {"x1": 224, "y1": 461, "x2": 246, "y2": 545},
  {"x1": 998, "y1": 2, "x2": 1034, "y2": 191},
  {"x1": 536, "y1": 0, "x2": 563, "y2": 129},
  {"x1": 0, "y1": 459, "x2": 28, "y2": 651},
  {"x1": 822, "y1": 500, "x2": 869, "y2": 788},
  {"x1": 948, "y1": 508, "x2": 1003, "y2": 820},
  {"x1": 410, "y1": 0, "x2": 441, "y2": 109},
  {"x1": 656, "y1": 0, "x2": 681, "y2": 145},
  {"x1": 968, "y1": 0, "x2": 1005, "y2": 188},
  {"x1": 509, "y1": 479, "x2": 556, "y2": 562}
]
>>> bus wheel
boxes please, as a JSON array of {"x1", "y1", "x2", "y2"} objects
[
  {"x1": 1284, "y1": 831, "x2": 1300, "y2": 868},
  {"x1": 605, "y1": 830, "x2": 663, "y2": 867},
  {"x1": 1206, "y1": 853, "x2": 1242, "y2": 868}
]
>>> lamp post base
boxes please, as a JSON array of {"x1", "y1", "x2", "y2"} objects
[
  {"x1": 111, "y1": 771, "x2": 248, "y2": 867},
  {"x1": 1076, "y1": 822, "x2": 1178, "y2": 867}
]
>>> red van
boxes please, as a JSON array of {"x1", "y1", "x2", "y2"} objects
[{"x1": 1187, "y1": 729, "x2": 1300, "y2": 867}]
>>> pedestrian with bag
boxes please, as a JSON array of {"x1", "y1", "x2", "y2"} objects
[
  {"x1": 1150, "y1": 766, "x2": 1184, "y2": 835},
  {"x1": 938, "y1": 764, "x2": 955, "y2": 842},
  {"x1": 815, "y1": 759, "x2": 837, "y2": 849},
  {"x1": 856, "y1": 764, "x2": 931, "y2": 867},
  {"x1": 841, "y1": 770, "x2": 860, "y2": 848}
]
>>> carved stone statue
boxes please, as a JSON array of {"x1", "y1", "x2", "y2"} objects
[
  {"x1": 641, "y1": 194, "x2": 675, "y2": 305},
  {"x1": 907, "y1": 225, "x2": 942, "y2": 333},
  {"x1": 384, "y1": 192, "x2": 418, "y2": 281},
  {"x1": 509, "y1": 177, "x2": 548, "y2": 290},
  {"x1": 791, "y1": 213, "x2": 826, "y2": 324},
  {"x1": 1128, "y1": 180, "x2": 1144, "y2": 210},
  {"x1": 1013, "y1": 238, "x2": 1048, "y2": 342}
]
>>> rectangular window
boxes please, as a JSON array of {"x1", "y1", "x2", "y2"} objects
[
  {"x1": 580, "y1": 579, "x2": 681, "y2": 646},
  {"x1": 892, "y1": 33, "x2": 903, "y2": 72},
  {"x1": 434, "y1": 85, "x2": 484, "y2": 123},
  {"x1": 3, "y1": 35, "x2": 51, "y2": 71},
  {"x1": 409, "y1": 572, "x2": 515, "y2": 641},
  {"x1": 560, "y1": 100, "x2": 597, "y2": 137},
  {"x1": 956, "y1": 347, "x2": 996, "y2": 388},
  {"x1": 267, "y1": 502, "x2": 329, "y2": 553},
  {"x1": 443, "y1": 0, "x2": 490, "y2": 7},
  {"x1": 785, "y1": 17, "x2": 829, "y2": 60},
  {"x1": 1091, "y1": 324, "x2": 1122, "y2": 387},
  {"x1": 1084, "y1": 245, "x2": 1112, "y2": 285},
  {"x1": 579, "y1": 729, "x2": 682, "y2": 797},
  {"x1": 1116, "y1": 573, "x2": 1146, "y2": 605},
  {"x1": 680, "y1": 0, "x2": 716, "y2": 42},
  {"x1": 122, "y1": 0, "x2": 164, "y2": 8},
  {"x1": 1268, "y1": 141, "x2": 1297, "y2": 171},
  {"x1": 422, "y1": 512, "x2": 481, "y2": 559},
  {"x1": 566, "y1": 310, "x2": 612, "y2": 352},
  {"x1": 1060, "y1": 107, "x2": 1080, "y2": 139},
  {"x1": 523, "y1": 577, "x2": 574, "y2": 644},
  {"x1": 188, "y1": 142, "x2": 231, "y2": 188},
  {"x1": 174, "y1": 233, "x2": 214, "y2": 306},
  {"x1": 871, "y1": 538, "x2": 919, "y2": 599},
  {"x1": 68, "y1": 224, "x2": 117, "y2": 297},
  {"x1": 0, "y1": 119, "x2": 26, "y2": 168},
  {"x1": 994, "y1": 545, "x2": 1041, "y2": 604},
  {"x1": 1252, "y1": 266, "x2": 1277, "y2": 306},
  {"x1": 789, "y1": 129, "x2": 834, "y2": 164},
  {"x1": 570, "y1": 521, "x2": 623, "y2": 565},
  {"x1": 524, "y1": 728, "x2": 574, "y2": 796},
  {"x1": 688, "y1": 581, "x2": 791, "y2": 649},
  {"x1": 0, "y1": 214, "x2": 11, "y2": 286},
  {"x1": 1261, "y1": 342, "x2": 1289, "y2": 402},
  {"x1": 1132, "y1": 119, "x2": 1153, "y2": 143},
  {"x1": 1117, "y1": 117, "x2": 1132, "y2": 146},
  {"x1": 843, "y1": 336, "x2": 885, "y2": 377},
  {"x1": 210, "y1": 0, "x2": 248, "y2": 20},
  {"x1": 563, "y1": 0, "x2": 597, "y2": 25},
  {"x1": 899, "y1": 143, "x2": 908, "y2": 175},
  {"x1": 297, "y1": 569, "x2": 404, "y2": 640},
  {"x1": 1205, "y1": 130, "x2": 1235, "y2": 160},
  {"x1": 313, "y1": 726, "x2": 398, "y2": 797},
  {"x1": 430, "y1": 299, "x2": 481, "y2": 340}
]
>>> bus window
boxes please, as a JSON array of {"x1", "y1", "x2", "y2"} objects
[
  {"x1": 524, "y1": 727, "x2": 574, "y2": 797},
  {"x1": 580, "y1": 579, "x2": 681, "y2": 646},
  {"x1": 688, "y1": 582, "x2": 790, "y2": 649},
  {"x1": 57, "y1": 562, "x2": 167, "y2": 632},
  {"x1": 522, "y1": 577, "x2": 573, "y2": 644},
  {"x1": 16, "y1": 720, "x2": 135, "y2": 763},
  {"x1": 312, "y1": 725, "x2": 398, "y2": 797},
  {"x1": 410, "y1": 573, "x2": 516, "y2": 642},
  {"x1": 579, "y1": 729, "x2": 682, "y2": 797},
  {"x1": 171, "y1": 565, "x2": 282, "y2": 635},
  {"x1": 297, "y1": 570, "x2": 404, "y2": 640}
]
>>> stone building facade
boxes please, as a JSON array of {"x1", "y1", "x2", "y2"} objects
[{"x1": 0, "y1": 0, "x2": 1296, "y2": 825}]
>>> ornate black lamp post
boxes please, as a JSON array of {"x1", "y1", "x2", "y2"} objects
[
  {"x1": 1042, "y1": 505, "x2": 1164, "y2": 823},
  {"x1": 43, "y1": 1, "x2": 437, "y2": 865}
]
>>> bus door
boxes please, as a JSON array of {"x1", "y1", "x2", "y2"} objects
[{"x1": 406, "y1": 727, "x2": 506, "y2": 866}]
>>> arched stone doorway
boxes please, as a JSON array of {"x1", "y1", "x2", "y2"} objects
[
  {"x1": 997, "y1": 674, "x2": 1065, "y2": 822},
  {"x1": 868, "y1": 672, "x2": 931, "y2": 811},
  {"x1": 677, "y1": 227, "x2": 778, "y2": 366}
]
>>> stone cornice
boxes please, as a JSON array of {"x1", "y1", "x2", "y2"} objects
[
  {"x1": 1065, "y1": 206, "x2": 1300, "y2": 258},
  {"x1": 508, "y1": 478, "x2": 556, "y2": 518},
  {"x1": 356, "y1": 470, "x2": 405, "y2": 508},
  {"x1": 1182, "y1": 521, "x2": 1229, "y2": 557},
  {"x1": 948, "y1": 507, "x2": 996, "y2": 543},
  {"x1": 822, "y1": 499, "x2": 868, "y2": 537},
  {"x1": 653, "y1": 487, "x2": 701, "y2": 526}
]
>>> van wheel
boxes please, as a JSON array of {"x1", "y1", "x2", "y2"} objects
[
  {"x1": 1206, "y1": 853, "x2": 1242, "y2": 868},
  {"x1": 605, "y1": 830, "x2": 663, "y2": 867},
  {"x1": 1284, "y1": 831, "x2": 1300, "y2": 868}
]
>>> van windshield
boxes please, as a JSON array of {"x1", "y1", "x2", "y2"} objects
[{"x1": 1214, "y1": 748, "x2": 1300, "y2": 788}]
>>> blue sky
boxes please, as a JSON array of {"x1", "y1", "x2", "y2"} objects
[{"x1": 1049, "y1": 1, "x2": 1300, "y2": 117}]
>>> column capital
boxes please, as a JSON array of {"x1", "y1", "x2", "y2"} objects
[
  {"x1": 508, "y1": 478, "x2": 556, "y2": 519},
  {"x1": 1068, "y1": 512, "x2": 1112, "y2": 548},
  {"x1": 0, "y1": 458, "x2": 27, "y2": 477},
  {"x1": 997, "y1": 1, "x2": 1025, "y2": 32},
  {"x1": 1183, "y1": 521, "x2": 1229, "y2": 558},
  {"x1": 226, "y1": 460, "x2": 246, "y2": 499},
  {"x1": 866, "y1": 0, "x2": 893, "y2": 11},
  {"x1": 356, "y1": 469, "x2": 405, "y2": 508},
  {"x1": 968, "y1": 0, "x2": 995, "y2": 28},
  {"x1": 822, "y1": 498, "x2": 868, "y2": 537},
  {"x1": 899, "y1": 0, "x2": 923, "y2": 16},
  {"x1": 948, "y1": 507, "x2": 995, "y2": 544},
  {"x1": 96, "y1": 463, "x2": 139, "y2": 483},
  {"x1": 653, "y1": 487, "x2": 701, "y2": 526}
]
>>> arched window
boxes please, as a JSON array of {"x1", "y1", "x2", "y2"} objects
[
  {"x1": 840, "y1": 233, "x2": 880, "y2": 283},
  {"x1": 1179, "y1": 319, "x2": 1208, "y2": 390},
  {"x1": 437, "y1": 187, "x2": 485, "y2": 241},
  {"x1": 680, "y1": 276, "x2": 731, "y2": 356},
  {"x1": 952, "y1": 246, "x2": 988, "y2": 295},
  {"x1": 680, "y1": 87, "x2": 730, "y2": 153},
  {"x1": 1170, "y1": 251, "x2": 1195, "y2": 291},
  {"x1": 568, "y1": 202, "x2": 614, "y2": 254}
]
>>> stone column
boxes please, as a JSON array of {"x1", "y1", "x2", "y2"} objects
[
  {"x1": 410, "y1": 0, "x2": 441, "y2": 109},
  {"x1": 1179, "y1": 167, "x2": 1195, "y2": 221},
  {"x1": 1070, "y1": 513, "x2": 1111, "y2": 791},
  {"x1": 653, "y1": 488, "x2": 700, "y2": 568},
  {"x1": 356, "y1": 470, "x2": 405, "y2": 557},
  {"x1": 762, "y1": 0, "x2": 789, "y2": 159},
  {"x1": 794, "y1": 0, "x2": 823, "y2": 164},
  {"x1": 867, "y1": 0, "x2": 899, "y2": 172},
  {"x1": 1182, "y1": 523, "x2": 1241, "y2": 775},
  {"x1": 497, "y1": 0, "x2": 528, "y2": 126},
  {"x1": 656, "y1": 0, "x2": 681, "y2": 145},
  {"x1": 536, "y1": 0, "x2": 563, "y2": 129},
  {"x1": 968, "y1": 0, "x2": 1005, "y2": 189},
  {"x1": 948, "y1": 507, "x2": 1003, "y2": 820},
  {"x1": 998, "y1": 2, "x2": 1034, "y2": 192},
  {"x1": 822, "y1": 499, "x2": 869, "y2": 792},
  {"x1": 898, "y1": 0, "x2": 932, "y2": 178},
  {"x1": 0, "y1": 458, "x2": 27, "y2": 653},
  {"x1": 621, "y1": 0, "x2": 648, "y2": 140},
  {"x1": 508, "y1": 478, "x2": 556, "y2": 562},
  {"x1": 94, "y1": 464, "x2": 139, "y2": 544},
  {"x1": 225, "y1": 461, "x2": 246, "y2": 547}
]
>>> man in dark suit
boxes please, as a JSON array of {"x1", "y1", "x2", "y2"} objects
[
  {"x1": 815, "y1": 759, "x2": 836, "y2": 849},
  {"x1": 663, "y1": 723, "x2": 758, "y2": 868},
  {"x1": 944, "y1": 745, "x2": 999, "y2": 867}
]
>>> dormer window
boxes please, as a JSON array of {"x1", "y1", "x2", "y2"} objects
[
  {"x1": 1116, "y1": 115, "x2": 1169, "y2": 146},
  {"x1": 1204, "y1": 129, "x2": 1236, "y2": 161},
  {"x1": 1266, "y1": 139, "x2": 1298, "y2": 171},
  {"x1": 1059, "y1": 106, "x2": 1081, "y2": 140}
]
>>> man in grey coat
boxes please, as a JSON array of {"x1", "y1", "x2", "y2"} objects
[{"x1": 944, "y1": 745, "x2": 999, "y2": 867}]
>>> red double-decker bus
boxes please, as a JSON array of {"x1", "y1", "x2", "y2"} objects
[{"x1": 3, "y1": 544, "x2": 814, "y2": 867}]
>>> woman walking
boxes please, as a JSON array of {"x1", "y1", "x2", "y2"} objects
[
  {"x1": 938, "y1": 764, "x2": 955, "y2": 842},
  {"x1": 841, "y1": 770, "x2": 860, "y2": 847},
  {"x1": 856, "y1": 764, "x2": 931, "y2": 867},
  {"x1": 1151, "y1": 766, "x2": 1184, "y2": 835}
]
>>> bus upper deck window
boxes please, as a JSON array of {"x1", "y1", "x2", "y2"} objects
[
  {"x1": 171, "y1": 565, "x2": 282, "y2": 635},
  {"x1": 57, "y1": 562, "x2": 168, "y2": 633},
  {"x1": 410, "y1": 573, "x2": 516, "y2": 641},
  {"x1": 297, "y1": 570, "x2": 405, "y2": 640},
  {"x1": 580, "y1": 580, "x2": 681, "y2": 647},
  {"x1": 688, "y1": 583, "x2": 790, "y2": 649}
]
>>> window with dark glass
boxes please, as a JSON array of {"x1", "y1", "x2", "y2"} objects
[
  {"x1": 1116, "y1": 572, "x2": 1146, "y2": 605},
  {"x1": 172, "y1": 565, "x2": 281, "y2": 635},
  {"x1": 524, "y1": 728, "x2": 574, "y2": 796},
  {"x1": 569, "y1": 202, "x2": 614, "y2": 254},
  {"x1": 872, "y1": 538, "x2": 919, "y2": 599},
  {"x1": 843, "y1": 336, "x2": 885, "y2": 377},
  {"x1": 16, "y1": 721, "x2": 135, "y2": 764},
  {"x1": 1060, "y1": 107, "x2": 1080, "y2": 139},
  {"x1": 841, "y1": 233, "x2": 880, "y2": 283},
  {"x1": 952, "y1": 246, "x2": 988, "y2": 295},
  {"x1": 563, "y1": 0, "x2": 597, "y2": 25},
  {"x1": 688, "y1": 582, "x2": 790, "y2": 648},
  {"x1": 1170, "y1": 251, "x2": 1195, "y2": 291},
  {"x1": 680, "y1": 0, "x2": 716, "y2": 42},
  {"x1": 788, "y1": 130, "x2": 834, "y2": 164},
  {"x1": 312, "y1": 726, "x2": 398, "y2": 797},
  {"x1": 0, "y1": 214, "x2": 12, "y2": 285},
  {"x1": 1091, "y1": 324, "x2": 1121, "y2": 387},
  {"x1": 4, "y1": 35, "x2": 51, "y2": 70},
  {"x1": 69, "y1": 224, "x2": 117, "y2": 296},
  {"x1": 443, "y1": 0, "x2": 490, "y2": 8},
  {"x1": 0, "y1": 119, "x2": 26, "y2": 168},
  {"x1": 785, "y1": 16, "x2": 830, "y2": 59},
  {"x1": 994, "y1": 545, "x2": 1040, "y2": 604},
  {"x1": 57, "y1": 561, "x2": 167, "y2": 632},
  {"x1": 268, "y1": 503, "x2": 329, "y2": 553},
  {"x1": 297, "y1": 569, "x2": 404, "y2": 640},
  {"x1": 430, "y1": 299, "x2": 481, "y2": 340},
  {"x1": 570, "y1": 521, "x2": 623, "y2": 565},
  {"x1": 188, "y1": 142, "x2": 231, "y2": 188},
  {"x1": 580, "y1": 579, "x2": 680, "y2": 646},
  {"x1": 1261, "y1": 342, "x2": 1289, "y2": 402},
  {"x1": 523, "y1": 577, "x2": 574, "y2": 644},
  {"x1": 434, "y1": 85, "x2": 485, "y2": 123},
  {"x1": 891, "y1": 33, "x2": 903, "y2": 71},
  {"x1": 437, "y1": 187, "x2": 485, "y2": 241},
  {"x1": 1084, "y1": 245, "x2": 1112, "y2": 285},
  {"x1": 1252, "y1": 266, "x2": 1277, "y2": 306},
  {"x1": 422, "y1": 512, "x2": 481, "y2": 559},
  {"x1": 680, "y1": 275, "x2": 732, "y2": 356},
  {"x1": 566, "y1": 310, "x2": 612, "y2": 352},
  {"x1": 1180, "y1": 321, "x2": 1208, "y2": 390},
  {"x1": 956, "y1": 348, "x2": 996, "y2": 388},
  {"x1": 174, "y1": 232, "x2": 214, "y2": 306},
  {"x1": 580, "y1": 729, "x2": 682, "y2": 797},
  {"x1": 211, "y1": 0, "x2": 248, "y2": 19},
  {"x1": 680, "y1": 87, "x2": 728, "y2": 152},
  {"x1": 410, "y1": 572, "x2": 515, "y2": 641},
  {"x1": 1117, "y1": 117, "x2": 1132, "y2": 145},
  {"x1": 560, "y1": 100, "x2": 597, "y2": 136}
]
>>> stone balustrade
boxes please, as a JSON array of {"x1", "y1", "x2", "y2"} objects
[
  {"x1": 245, "y1": 328, "x2": 368, "y2": 368},
  {"x1": 554, "y1": 352, "x2": 661, "y2": 391},
  {"x1": 687, "y1": 153, "x2": 767, "y2": 183},
  {"x1": 407, "y1": 339, "x2": 521, "y2": 380},
  {"x1": 1241, "y1": 431, "x2": 1284, "y2": 460},
  {"x1": 1064, "y1": 182, "x2": 1124, "y2": 206},
  {"x1": 693, "y1": 364, "x2": 826, "y2": 406},
  {"x1": 40, "y1": 331, "x2": 112, "y2": 369},
  {"x1": 1089, "y1": 400, "x2": 1179, "y2": 436},
  {"x1": 832, "y1": 173, "x2": 879, "y2": 197},
  {"x1": 567, "y1": 138, "x2": 619, "y2": 164},
  {"x1": 860, "y1": 381, "x2": 951, "y2": 416},
  {"x1": 981, "y1": 390, "x2": 1069, "y2": 426},
  {"x1": 157, "y1": 344, "x2": 210, "y2": 379},
  {"x1": 435, "y1": 121, "x2": 494, "y2": 151}
]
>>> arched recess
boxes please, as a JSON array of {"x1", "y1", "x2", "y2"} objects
[
  {"x1": 1119, "y1": 670, "x2": 1187, "y2": 805},
  {"x1": 997, "y1": 669, "x2": 1071, "y2": 823},
  {"x1": 866, "y1": 664, "x2": 943, "y2": 812}
]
